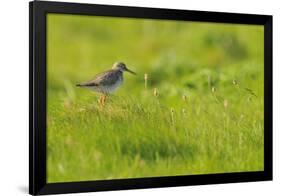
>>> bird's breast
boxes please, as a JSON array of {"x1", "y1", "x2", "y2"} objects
[{"x1": 104, "y1": 75, "x2": 123, "y2": 93}]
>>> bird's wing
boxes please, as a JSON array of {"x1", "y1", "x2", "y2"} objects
[{"x1": 78, "y1": 70, "x2": 120, "y2": 87}]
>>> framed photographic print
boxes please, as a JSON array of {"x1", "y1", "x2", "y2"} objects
[{"x1": 29, "y1": 0, "x2": 272, "y2": 195}]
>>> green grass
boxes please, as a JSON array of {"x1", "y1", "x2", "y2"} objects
[{"x1": 47, "y1": 14, "x2": 264, "y2": 182}]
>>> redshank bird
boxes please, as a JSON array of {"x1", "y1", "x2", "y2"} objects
[{"x1": 76, "y1": 62, "x2": 136, "y2": 105}]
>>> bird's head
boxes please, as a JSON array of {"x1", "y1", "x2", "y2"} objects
[{"x1": 112, "y1": 62, "x2": 136, "y2": 75}]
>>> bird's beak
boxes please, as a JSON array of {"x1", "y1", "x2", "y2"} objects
[{"x1": 125, "y1": 68, "x2": 136, "y2": 75}]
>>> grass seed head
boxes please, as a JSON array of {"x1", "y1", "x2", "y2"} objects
[
  {"x1": 144, "y1": 73, "x2": 148, "y2": 80},
  {"x1": 224, "y1": 99, "x2": 228, "y2": 109},
  {"x1": 144, "y1": 73, "x2": 148, "y2": 89},
  {"x1": 182, "y1": 95, "x2": 187, "y2": 102},
  {"x1": 212, "y1": 86, "x2": 216, "y2": 93},
  {"x1": 153, "y1": 88, "x2": 159, "y2": 97},
  {"x1": 170, "y1": 108, "x2": 175, "y2": 126}
]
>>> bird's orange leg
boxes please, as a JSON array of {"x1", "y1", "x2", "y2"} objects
[
  {"x1": 98, "y1": 95, "x2": 103, "y2": 106},
  {"x1": 102, "y1": 94, "x2": 107, "y2": 106},
  {"x1": 97, "y1": 94, "x2": 106, "y2": 107}
]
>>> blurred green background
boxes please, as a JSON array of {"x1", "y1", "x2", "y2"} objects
[{"x1": 47, "y1": 14, "x2": 264, "y2": 183}]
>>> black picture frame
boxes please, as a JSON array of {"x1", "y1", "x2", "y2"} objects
[{"x1": 29, "y1": 0, "x2": 273, "y2": 195}]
